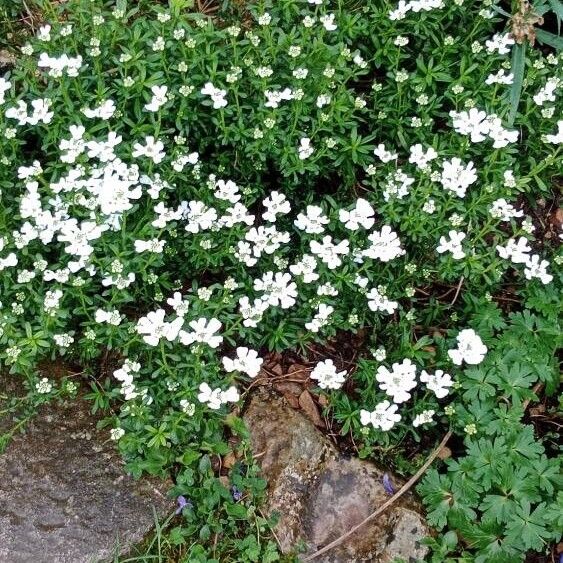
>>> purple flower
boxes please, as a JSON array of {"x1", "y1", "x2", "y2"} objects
[
  {"x1": 231, "y1": 485, "x2": 243, "y2": 502},
  {"x1": 382, "y1": 473, "x2": 395, "y2": 495},
  {"x1": 175, "y1": 495, "x2": 192, "y2": 515}
]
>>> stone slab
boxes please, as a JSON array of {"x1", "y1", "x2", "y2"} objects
[{"x1": 0, "y1": 379, "x2": 171, "y2": 563}]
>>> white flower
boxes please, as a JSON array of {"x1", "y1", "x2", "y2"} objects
[
  {"x1": 290, "y1": 254, "x2": 319, "y2": 283},
  {"x1": 294, "y1": 205, "x2": 329, "y2": 234},
  {"x1": 144, "y1": 85, "x2": 168, "y2": 112},
  {"x1": 222, "y1": 347, "x2": 263, "y2": 378},
  {"x1": 409, "y1": 144, "x2": 438, "y2": 169},
  {"x1": 367, "y1": 288, "x2": 398, "y2": 315},
  {"x1": 338, "y1": 198, "x2": 375, "y2": 230},
  {"x1": 310, "y1": 236, "x2": 349, "y2": 269},
  {"x1": 180, "y1": 400, "x2": 196, "y2": 415},
  {"x1": 220, "y1": 202, "x2": 254, "y2": 227},
  {"x1": 238, "y1": 296, "x2": 269, "y2": 328},
  {"x1": 214, "y1": 179, "x2": 240, "y2": 203},
  {"x1": 448, "y1": 328, "x2": 487, "y2": 365},
  {"x1": 450, "y1": 108, "x2": 490, "y2": 143},
  {"x1": 485, "y1": 69, "x2": 513, "y2": 85},
  {"x1": 420, "y1": 369, "x2": 453, "y2": 398},
  {"x1": 545, "y1": 120, "x2": 563, "y2": 144},
  {"x1": 110, "y1": 428, "x2": 125, "y2": 440},
  {"x1": 524, "y1": 254, "x2": 553, "y2": 284},
  {"x1": 197, "y1": 382, "x2": 223, "y2": 410},
  {"x1": 361, "y1": 226, "x2": 405, "y2": 262},
  {"x1": 437, "y1": 230, "x2": 466, "y2": 260},
  {"x1": 179, "y1": 317, "x2": 223, "y2": 348},
  {"x1": 383, "y1": 169, "x2": 414, "y2": 200},
  {"x1": 413, "y1": 409, "x2": 435, "y2": 427},
  {"x1": 0, "y1": 252, "x2": 18, "y2": 271},
  {"x1": 360, "y1": 400, "x2": 401, "y2": 431},
  {"x1": 37, "y1": 25, "x2": 51, "y2": 41},
  {"x1": 320, "y1": 13, "x2": 337, "y2": 31},
  {"x1": 201, "y1": 82, "x2": 227, "y2": 108},
  {"x1": 376, "y1": 358, "x2": 417, "y2": 403},
  {"x1": 264, "y1": 88, "x2": 293, "y2": 108},
  {"x1": 257, "y1": 12, "x2": 271, "y2": 25},
  {"x1": 83, "y1": 99, "x2": 116, "y2": 119},
  {"x1": 198, "y1": 382, "x2": 239, "y2": 409},
  {"x1": 36, "y1": 377, "x2": 52, "y2": 394},
  {"x1": 487, "y1": 115, "x2": 519, "y2": 148},
  {"x1": 132, "y1": 136, "x2": 165, "y2": 163},
  {"x1": 489, "y1": 198, "x2": 523, "y2": 222},
  {"x1": 166, "y1": 292, "x2": 190, "y2": 316},
  {"x1": 219, "y1": 386, "x2": 240, "y2": 404},
  {"x1": 533, "y1": 77, "x2": 559, "y2": 106},
  {"x1": 136, "y1": 309, "x2": 183, "y2": 346},
  {"x1": 374, "y1": 143, "x2": 398, "y2": 163},
  {"x1": 496, "y1": 236, "x2": 531, "y2": 264},
  {"x1": 305, "y1": 303, "x2": 334, "y2": 333},
  {"x1": 439, "y1": 158, "x2": 477, "y2": 197},
  {"x1": 389, "y1": 1, "x2": 411, "y2": 20},
  {"x1": 95, "y1": 308, "x2": 122, "y2": 326},
  {"x1": 134, "y1": 238, "x2": 165, "y2": 253},
  {"x1": 485, "y1": 33, "x2": 514, "y2": 55},
  {"x1": 262, "y1": 191, "x2": 291, "y2": 222},
  {"x1": 316, "y1": 94, "x2": 332, "y2": 108},
  {"x1": 298, "y1": 137, "x2": 314, "y2": 160},
  {"x1": 0, "y1": 77, "x2": 11, "y2": 105},
  {"x1": 254, "y1": 271, "x2": 297, "y2": 309},
  {"x1": 184, "y1": 200, "x2": 217, "y2": 233},
  {"x1": 310, "y1": 359, "x2": 346, "y2": 390}
]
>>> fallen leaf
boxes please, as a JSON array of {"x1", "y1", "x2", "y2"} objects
[
  {"x1": 437, "y1": 446, "x2": 452, "y2": 460},
  {"x1": 287, "y1": 363, "x2": 311, "y2": 380},
  {"x1": 223, "y1": 452, "x2": 237, "y2": 469},
  {"x1": 269, "y1": 363, "x2": 283, "y2": 376}
]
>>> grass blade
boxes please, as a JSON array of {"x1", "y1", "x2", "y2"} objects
[{"x1": 508, "y1": 43, "x2": 526, "y2": 127}]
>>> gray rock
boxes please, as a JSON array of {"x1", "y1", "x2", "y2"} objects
[
  {"x1": 0, "y1": 381, "x2": 172, "y2": 563},
  {"x1": 244, "y1": 388, "x2": 430, "y2": 562}
]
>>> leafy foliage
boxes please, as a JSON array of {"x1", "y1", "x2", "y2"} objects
[{"x1": 0, "y1": 0, "x2": 561, "y2": 561}]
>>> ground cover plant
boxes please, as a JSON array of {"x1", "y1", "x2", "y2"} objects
[{"x1": 0, "y1": 0, "x2": 561, "y2": 561}]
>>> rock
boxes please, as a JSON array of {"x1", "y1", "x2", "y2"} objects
[
  {"x1": 298, "y1": 390, "x2": 325, "y2": 428},
  {"x1": 244, "y1": 388, "x2": 430, "y2": 562},
  {"x1": 0, "y1": 379, "x2": 172, "y2": 563}
]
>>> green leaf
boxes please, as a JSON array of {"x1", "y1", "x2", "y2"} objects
[
  {"x1": 508, "y1": 44, "x2": 526, "y2": 126},
  {"x1": 535, "y1": 28, "x2": 563, "y2": 49},
  {"x1": 505, "y1": 501, "x2": 551, "y2": 551}
]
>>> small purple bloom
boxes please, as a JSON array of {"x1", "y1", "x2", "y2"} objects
[
  {"x1": 175, "y1": 495, "x2": 192, "y2": 514},
  {"x1": 231, "y1": 485, "x2": 243, "y2": 502},
  {"x1": 382, "y1": 473, "x2": 395, "y2": 495}
]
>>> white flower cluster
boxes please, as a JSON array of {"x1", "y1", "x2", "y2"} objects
[
  {"x1": 197, "y1": 382, "x2": 239, "y2": 410},
  {"x1": 450, "y1": 108, "x2": 519, "y2": 148},
  {"x1": 222, "y1": 347, "x2": 263, "y2": 378},
  {"x1": 37, "y1": 52, "x2": 83, "y2": 77},
  {"x1": 310, "y1": 359, "x2": 347, "y2": 390},
  {"x1": 496, "y1": 237, "x2": 553, "y2": 284},
  {"x1": 389, "y1": 0, "x2": 445, "y2": 21},
  {"x1": 447, "y1": 329, "x2": 487, "y2": 365},
  {"x1": 361, "y1": 329, "x2": 482, "y2": 431}
]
